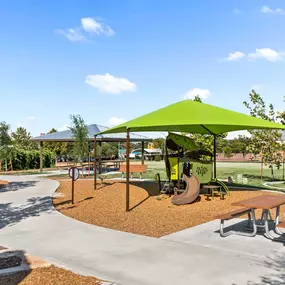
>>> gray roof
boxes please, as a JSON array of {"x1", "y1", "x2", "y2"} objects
[{"x1": 32, "y1": 124, "x2": 152, "y2": 142}]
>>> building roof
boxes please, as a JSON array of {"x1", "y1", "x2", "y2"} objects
[{"x1": 32, "y1": 124, "x2": 152, "y2": 142}]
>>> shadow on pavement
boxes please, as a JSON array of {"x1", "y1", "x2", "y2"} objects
[
  {"x1": 0, "y1": 181, "x2": 39, "y2": 193},
  {"x1": 232, "y1": 252, "x2": 285, "y2": 285},
  {"x1": 0, "y1": 196, "x2": 52, "y2": 230}
]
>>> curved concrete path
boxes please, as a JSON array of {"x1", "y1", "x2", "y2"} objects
[{"x1": 0, "y1": 175, "x2": 285, "y2": 285}]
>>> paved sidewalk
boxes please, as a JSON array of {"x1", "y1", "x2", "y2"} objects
[{"x1": 0, "y1": 175, "x2": 284, "y2": 285}]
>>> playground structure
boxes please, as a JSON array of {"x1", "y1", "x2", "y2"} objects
[
  {"x1": 161, "y1": 132, "x2": 229, "y2": 200},
  {"x1": 96, "y1": 100, "x2": 285, "y2": 211}
]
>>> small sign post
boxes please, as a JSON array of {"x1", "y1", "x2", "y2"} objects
[{"x1": 69, "y1": 167, "x2": 79, "y2": 204}]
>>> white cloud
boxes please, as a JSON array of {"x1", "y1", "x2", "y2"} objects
[
  {"x1": 233, "y1": 8, "x2": 242, "y2": 15},
  {"x1": 261, "y1": 5, "x2": 285, "y2": 15},
  {"x1": 108, "y1": 117, "x2": 127, "y2": 126},
  {"x1": 251, "y1": 84, "x2": 263, "y2": 91},
  {"x1": 81, "y1": 17, "x2": 114, "y2": 36},
  {"x1": 58, "y1": 124, "x2": 70, "y2": 131},
  {"x1": 248, "y1": 48, "x2": 282, "y2": 62},
  {"x1": 226, "y1": 130, "x2": 250, "y2": 140},
  {"x1": 226, "y1": 51, "x2": 245, "y2": 61},
  {"x1": 55, "y1": 28, "x2": 86, "y2": 42},
  {"x1": 85, "y1": 73, "x2": 137, "y2": 94},
  {"x1": 27, "y1": 116, "x2": 36, "y2": 121},
  {"x1": 184, "y1": 88, "x2": 211, "y2": 100}
]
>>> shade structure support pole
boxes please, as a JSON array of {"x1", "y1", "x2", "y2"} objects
[
  {"x1": 94, "y1": 136, "x2": 97, "y2": 190},
  {"x1": 40, "y1": 141, "x2": 43, "y2": 172},
  {"x1": 126, "y1": 129, "x2": 130, "y2": 212},
  {"x1": 141, "y1": 141, "x2": 145, "y2": 165},
  {"x1": 200, "y1": 125, "x2": 217, "y2": 180},
  {"x1": 99, "y1": 141, "x2": 102, "y2": 174},
  {"x1": 213, "y1": 134, "x2": 217, "y2": 179}
]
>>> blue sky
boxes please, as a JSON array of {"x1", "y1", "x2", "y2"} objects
[{"x1": 1, "y1": 0, "x2": 285, "y2": 138}]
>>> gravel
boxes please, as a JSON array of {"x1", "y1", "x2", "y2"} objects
[
  {"x1": 53, "y1": 180, "x2": 285, "y2": 237},
  {"x1": 0, "y1": 265, "x2": 102, "y2": 285}
]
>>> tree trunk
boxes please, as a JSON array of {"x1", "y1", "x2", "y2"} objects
[
  {"x1": 10, "y1": 159, "x2": 13, "y2": 171},
  {"x1": 5, "y1": 159, "x2": 8, "y2": 173}
]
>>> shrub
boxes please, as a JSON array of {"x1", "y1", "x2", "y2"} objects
[{"x1": 154, "y1": 155, "x2": 161, "y2": 161}]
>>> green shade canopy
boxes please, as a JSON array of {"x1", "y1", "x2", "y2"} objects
[
  {"x1": 166, "y1": 133, "x2": 198, "y2": 151},
  {"x1": 98, "y1": 100, "x2": 285, "y2": 135}
]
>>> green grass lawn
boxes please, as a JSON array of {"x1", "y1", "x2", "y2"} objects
[{"x1": 46, "y1": 160, "x2": 285, "y2": 190}]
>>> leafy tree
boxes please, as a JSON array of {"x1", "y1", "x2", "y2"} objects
[
  {"x1": 223, "y1": 146, "x2": 233, "y2": 158},
  {"x1": 152, "y1": 138, "x2": 165, "y2": 153},
  {"x1": 11, "y1": 127, "x2": 38, "y2": 150},
  {"x1": 187, "y1": 96, "x2": 227, "y2": 154},
  {"x1": 243, "y1": 90, "x2": 282, "y2": 179},
  {"x1": 43, "y1": 128, "x2": 68, "y2": 157},
  {"x1": 69, "y1": 114, "x2": 89, "y2": 164},
  {"x1": 0, "y1": 122, "x2": 14, "y2": 172},
  {"x1": 101, "y1": 142, "x2": 118, "y2": 159}
]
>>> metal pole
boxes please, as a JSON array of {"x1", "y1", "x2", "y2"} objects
[
  {"x1": 141, "y1": 141, "x2": 145, "y2": 165},
  {"x1": 94, "y1": 136, "x2": 97, "y2": 190},
  {"x1": 40, "y1": 141, "x2": 43, "y2": 172},
  {"x1": 126, "y1": 129, "x2": 130, "y2": 212},
  {"x1": 213, "y1": 135, "x2": 217, "y2": 179},
  {"x1": 282, "y1": 158, "x2": 284, "y2": 181},
  {"x1": 99, "y1": 141, "x2": 102, "y2": 174},
  {"x1": 72, "y1": 167, "x2": 75, "y2": 204}
]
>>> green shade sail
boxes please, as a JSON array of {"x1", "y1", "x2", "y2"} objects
[
  {"x1": 166, "y1": 133, "x2": 198, "y2": 151},
  {"x1": 98, "y1": 100, "x2": 285, "y2": 135}
]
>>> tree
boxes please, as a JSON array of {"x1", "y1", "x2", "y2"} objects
[
  {"x1": 11, "y1": 127, "x2": 38, "y2": 150},
  {"x1": 223, "y1": 146, "x2": 233, "y2": 158},
  {"x1": 69, "y1": 114, "x2": 89, "y2": 164},
  {"x1": 243, "y1": 90, "x2": 282, "y2": 179},
  {"x1": 0, "y1": 122, "x2": 14, "y2": 172},
  {"x1": 187, "y1": 96, "x2": 227, "y2": 154},
  {"x1": 43, "y1": 128, "x2": 68, "y2": 157},
  {"x1": 152, "y1": 138, "x2": 165, "y2": 153}
]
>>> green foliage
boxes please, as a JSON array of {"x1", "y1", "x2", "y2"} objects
[
  {"x1": 223, "y1": 146, "x2": 233, "y2": 158},
  {"x1": 43, "y1": 128, "x2": 68, "y2": 156},
  {"x1": 69, "y1": 114, "x2": 89, "y2": 163},
  {"x1": 100, "y1": 142, "x2": 118, "y2": 159},
  {"x1": 154, "y1": 155, "x2": 162, "y2": 161},
  {"x1": 243, "y1": 90, "x2": 282, "y2": 170},
  {"x1": 1, "y1": 149, "x2": 54, "y2": 171},
  {"x1": 11, "y1": 127, "x2": 38, "y2": 150},
  {"x1": 152, "y1": 138, "x2": 165, "y2": 153},
  {"x1": 0, "y1": 122, "x2": 14, "y2": 171}
]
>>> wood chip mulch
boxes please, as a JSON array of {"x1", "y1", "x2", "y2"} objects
[
  {"x1": 0, "y1": 265, "x2": 102, "y2": 285},
  {"x1": 53, "y1": 180, "x2": 285, "y2": 237},
  {"x1": 0, "y1": 180, "x2": 9, "y2": 185}
]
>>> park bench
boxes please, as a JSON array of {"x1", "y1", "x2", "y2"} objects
[
  {"x1": 98, "y1": 164, "x2": 147, "y2": 184},
  {"x1": 214, "y1": 207, "x2": 253, "y2": 237}
]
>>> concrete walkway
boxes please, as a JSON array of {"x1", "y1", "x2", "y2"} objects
[{"x1": 0, "y1": 175, "x2": 285, "y2": 285}]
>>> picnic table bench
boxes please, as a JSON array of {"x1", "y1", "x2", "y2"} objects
[
  {"x1": 98, "y1": 164, "x2": 147, "y2": 183},
  {"x1": 215, "y1": 207, "x2": 254, "y2": 237},
  {"x1": 216, "y1": 195, "x2": 285, "y2": 240}
]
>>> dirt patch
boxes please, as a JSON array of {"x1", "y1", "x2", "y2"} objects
[
  {"x1": 0, "y1": 180, "x2": 9, "y2": 186},
  {"x1": 53, "y1": 180, "x2": 285, "y2": 237},
  {"x1": 0, "y1": 265, "x2": 102, "y2": 285}
]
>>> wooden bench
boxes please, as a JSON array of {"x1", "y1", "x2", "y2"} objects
[
  {"x1": 119, "y1": 164, "x2": 147, "y2": 179},
  {"x1": 214, "y1": 207, "x2": 255, "y2": 237},
  {"x1": 98, "y1": 164, "x2": 147, "y2": 183}
]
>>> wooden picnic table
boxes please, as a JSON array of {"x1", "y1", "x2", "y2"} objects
[{"x1": 232, "y1": 194, "x2": 285, "y2": 239}]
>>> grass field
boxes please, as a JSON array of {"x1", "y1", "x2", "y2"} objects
[
  {"x1": 46, "y1": 160, "x2": 285, "y2": 189},
  {"x1": 124, "y1": 161, "x2": 285, "y2": 189}
]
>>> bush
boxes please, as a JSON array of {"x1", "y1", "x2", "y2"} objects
[
  {"x1": 7, "y1": 149, "x2": 55, "y2": 171},
  {"x1": 154, "y1": 155, "x2": 161, "y2": 161}
]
